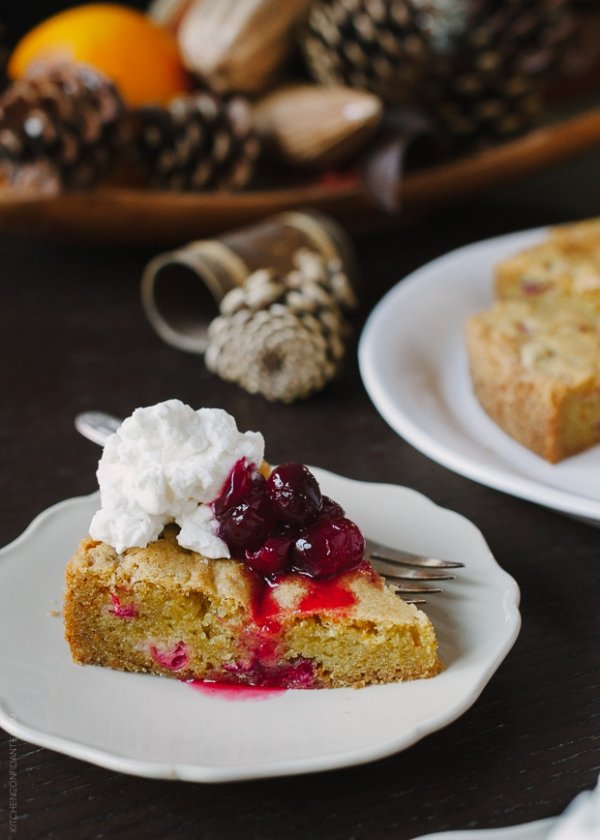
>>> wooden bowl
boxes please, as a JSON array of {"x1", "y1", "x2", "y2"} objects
[{"x1": 0, "y1": 107, "x2": 598, "y2": 246}]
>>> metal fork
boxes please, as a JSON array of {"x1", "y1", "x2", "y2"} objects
[
  {"x1": 365, "y1": 539, "x2": 463, "y2": 603},
  {"x1": 75, "y1": 411, "x2": 464, "y2": 604}
]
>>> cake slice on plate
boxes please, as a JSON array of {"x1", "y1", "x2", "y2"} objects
[
  {"x1": 466, "y1": 298, "x2": 600, "y2": 463},
  {"x1": 64, "y1": 400, "x2": 442, "y2": 689}
]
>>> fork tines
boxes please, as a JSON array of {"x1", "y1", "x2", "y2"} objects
[
  {"x1": 366, "y1": 537, "x2": 464, "y2": 604},
  {"x1": 365, "y1": 539, "x2": 464, "y2": 570}
]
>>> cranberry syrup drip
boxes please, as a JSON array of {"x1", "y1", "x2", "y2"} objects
[
  {"x1": 251, "y1": 574, "x2": 358, "y2": 627},
  {"x1": 298, "y1": 577, "x2": 357, "y2": 612},
  {"x1": 187, "y1": 680, "x2": 285, "y2": 700}
]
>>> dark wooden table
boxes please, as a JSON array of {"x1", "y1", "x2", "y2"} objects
[{"x1": 1, "y1": 152, "x2": 600, "y2": 840}]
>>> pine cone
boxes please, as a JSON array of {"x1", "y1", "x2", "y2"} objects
[
  {"x1": 302, "y1": 0, "x2": 431, "y2": 103},
  {"x1": 301, "y1": 0, "x2": 578, "y2": 149},
  {"x1": 136, "y1": 91, "x2": 260, "y2": 191},
  {"x1": 205, "y1": 249, "x2": 358, "y2": 402},
  {"x1": 0, "y1": 61, "x2": 128, "y2": 192}
]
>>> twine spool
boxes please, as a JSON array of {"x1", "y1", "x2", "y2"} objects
[{"x1": 141, "y1": 210, "x2": 358, "y2": 353}]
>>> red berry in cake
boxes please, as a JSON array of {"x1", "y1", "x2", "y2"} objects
[
  {"x1": 217, "y1": 473, "x2": 276, "y2": 553},
  {"x1": 108, "y1": 592, "x2": 137, "y2": 619},
  {"x1": 245, "y1": 535, "x2": 293, "y2": 577},
  {"x1": 292, "y1": 516, "x2": 365, "y2": 579},
  {"x1": 268, "y1": 463, "x2": 322, "y2": 524},
  {"x1": 213, "y1": 458, "x2": 253, "y2": 518},
  {"x1": 149, "y1": 641, "x2": 189, "y2": 671},
  {"x1": 320, "y1": 496, "x2": 345, "y2": 519}
]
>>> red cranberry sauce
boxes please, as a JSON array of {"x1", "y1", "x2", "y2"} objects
[
  {"x1": 222, "y1": 657, "x2": 315, "y2": 689},
  {"x1": 298, "y1": 576, "x2": 358, "y2": 612},
  {"x1": 211, "y1": 459, "x2": 366, "y2": 582}
]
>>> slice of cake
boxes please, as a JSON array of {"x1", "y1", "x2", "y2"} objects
[
  {"x1": 494, "y1": 217, "x2": 600, "y2": 309},
  {"x1": 64, "y1": 528, "x2": 441, "y2": 689},
  {"x1": 465, "y1": 298, "x2": 600, "y2": 462},
  {"x1": 64, "y1": 401, "x2": 442, "y2": 688}
]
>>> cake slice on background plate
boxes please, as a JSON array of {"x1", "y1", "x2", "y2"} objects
[
  {"x1": 466, "y1": 217, "x2": 600, "y2": 463},
  {"x1": 494, "y1": 216, "x2": 600, "y2": 308}
]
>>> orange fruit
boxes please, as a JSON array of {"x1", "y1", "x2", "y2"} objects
[{"x1": 9, "y1": 3, "x2": 190, "y2": 107}]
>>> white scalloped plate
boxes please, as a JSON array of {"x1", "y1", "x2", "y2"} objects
[
  {"x1": 0, "y1": 470, "x2": 520, "y2": 782},
  {"x1": 359, "y1": 227, "x2": 600, "y2": 524}
]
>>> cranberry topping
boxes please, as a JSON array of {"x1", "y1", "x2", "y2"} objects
[
  {"x1": 245, "y1": 535, "x2": 292, "y2": 577},
  {"x1": 267, "y1": 463, "x2": 322, "y2": 524},
  {"x1": 212, "y1": 458, "x2": 366, "y2": 583},
  {"x1": 292, "y1": 516, "x2": 365, "y2": 579},
  {"x1": 217, "y1": 472, "x2": 276, "y2": 553}
]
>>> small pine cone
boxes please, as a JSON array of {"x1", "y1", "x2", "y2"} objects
[
  {"x1": 136, "y1": 91, "x2": 260, "y2": 191},
  {"x1": 205, "y1": 249, "x2": 357, "y2": 403},
  {"x1": 0, "y1": 61, "x2": 128, "y2": 191}
]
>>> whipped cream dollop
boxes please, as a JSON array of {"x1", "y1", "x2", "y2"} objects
[{"x1": 89, "y1": 400, "x2": 264, "y2": 557}]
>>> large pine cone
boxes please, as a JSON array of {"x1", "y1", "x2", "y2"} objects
[
  {"x1": 205, "y1": 249, "x2": 358, "y2": 402},
  {"x1": 302, "y1": 0, "x2": 579, "y2": 148},
  {"x1": 302, "y1": 0, "x2": 432, "y2": 103},
  {"x1": 0, "y1": 61, "x2": 128, "y2": 192},
  {"x1": 136, "y1": 91, "x2": 260, "y2": 190}
]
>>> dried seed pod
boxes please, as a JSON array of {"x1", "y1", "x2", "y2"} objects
[
  {"x1": 178, "y1": 0, "x2": 314, "y2": 95},
  {"x1": 254, "y1": 84, "x2": 382, "y2": 169},
  {"x1": 147, "y1": 0, "x2": 193, "y2": 33}
]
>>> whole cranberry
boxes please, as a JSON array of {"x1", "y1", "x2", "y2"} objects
[
  {"x1": 245, "y1": 535, "x2": 293, "y2": 577},
  {"x1": 320, "y1": 496, "x2": 345, "y2": 519},
  {"x1": 217, "y1": 473, "x2": 276, "y2": 554},
  {"x1": 213, "y1": 458, "x2": 253, "y2": 519},
  {"x1": 291, "y1": 516, "x2": 365, "y2": 579},
  {"x1": 268, "y1": 463, "x2": 322, "y2": 524}
]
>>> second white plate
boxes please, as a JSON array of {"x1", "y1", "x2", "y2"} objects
[
  {"x1": 0, "y1": 470, "x2": 519, "y2": 782},
  {"x1": 412, "y1": 817, "x2": 557, "y2": 840},
  {"x1": 359, "y1": 227, "x2": 600, "y2": 524}
]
